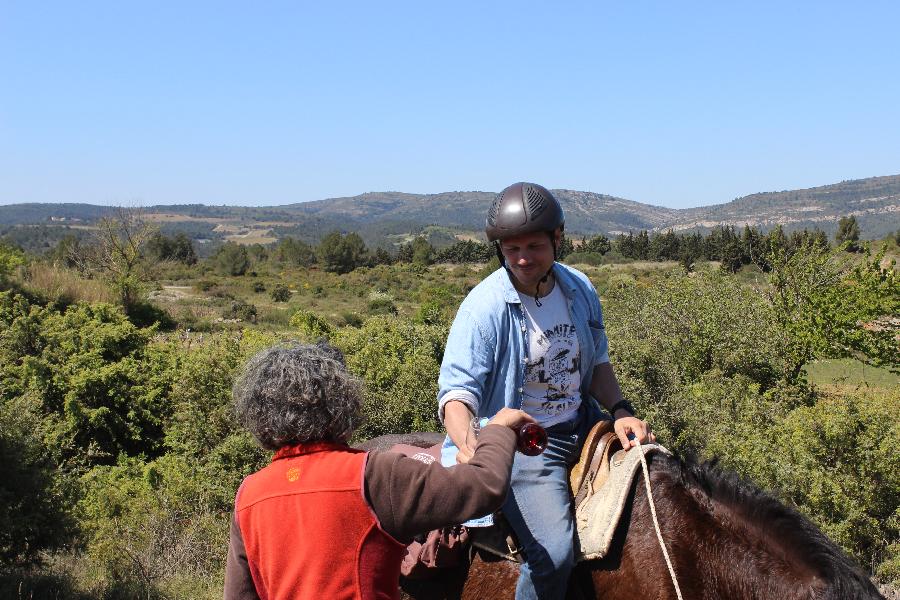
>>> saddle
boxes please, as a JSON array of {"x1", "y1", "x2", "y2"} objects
[{"x1": 389, "y1": 419, "x2": 624, "y2": 567}]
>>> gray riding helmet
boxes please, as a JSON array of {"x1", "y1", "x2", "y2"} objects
[{"x1": 485, "y1": 182, "x2": 564, "y2": 243}]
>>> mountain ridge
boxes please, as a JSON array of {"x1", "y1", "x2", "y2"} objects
[{"x1": 1, "y1": 175, "x2": 898, "y2": 240}]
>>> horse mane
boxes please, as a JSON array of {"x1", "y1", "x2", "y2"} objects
[{"x1": 651, "y1": 452, "x2": 881, "y2": 600}]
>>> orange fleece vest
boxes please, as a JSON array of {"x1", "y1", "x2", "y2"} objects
[{"x1": 235, "y1": 442, "x2": 407, "y2": 600}]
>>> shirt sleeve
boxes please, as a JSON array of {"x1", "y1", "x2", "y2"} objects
[
  {"x1": 224, "y1": 512, "x2": 261, "y2": 600},
  {"x1": 437, "y1": 308, "x2": 496, "y2": 421},
  {"x1": 363, "y1": 424, "x2": 517, "y2": 543},
  {"x1": 591, "y1": 313, "x2": 610, "y2": 365},
  {"x1": 590, "y1": 283, "x2": 610, "y2": 365}
]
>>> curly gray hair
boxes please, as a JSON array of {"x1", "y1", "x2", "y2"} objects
[{"x1": 232, "y1": 341, "x2": 364, "y2": 450}]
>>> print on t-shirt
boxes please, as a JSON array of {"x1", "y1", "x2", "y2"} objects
[
  {"x1": 518, "y1": 285, "x2": 582, "y2": 426},
  {"x1": 524, "y1": 323, "x2": 580, "y2": 418}
]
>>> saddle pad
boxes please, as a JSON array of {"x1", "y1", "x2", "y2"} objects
[{"x1": 575, "y1": 443, "x2": 670, "y2": 561}]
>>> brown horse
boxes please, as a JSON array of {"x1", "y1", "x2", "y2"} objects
[{"x1": 360, "y1": 433, "x2": 884, "y2": 600}]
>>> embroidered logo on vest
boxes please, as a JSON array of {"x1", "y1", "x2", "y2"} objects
[{"x1": 286, "y1": 467, "x2": 300, "y2": 482}]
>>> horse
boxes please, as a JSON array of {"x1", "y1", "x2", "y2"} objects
[{"x1": 359, "y1": 433, "x2": 885, "y2": 600}]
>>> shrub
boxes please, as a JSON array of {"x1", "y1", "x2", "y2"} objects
[
  {"x1": 333, "y1": 316, "x2": 447, "y2": 439},
  {"x1": 339, "y1": 311, "x2": 364, "y2": 328},
  {"x1": 252, "y1": 281, "x2": 266, "y2": 293},
  {"x1": 194, "y1": 279, "x2": 217, "y2": 292},
  {"x1": 563, "y1": 251, "x2": 605, "y2": 266},
  {"x1": 0, "y1": 393, "x2": 74, "y2": 567},
  {"x1": 222, "y1": 300, "x2": 257, "y2": 323},
  {"x1": 0, "y1": 294, "x2": 176, "y2": 466},
  {"x1": 289, "y1": 308, "x2": 334, "y2": 339},
  {"x1": 270, "y1": 284, "x2": 291, "y2": 303},
  {"x1": 716, "y1": 389, "x2": 899, "y2": 579},
  {"x1": 367, "y1": 290, "x2": 397, "y2": 315}
]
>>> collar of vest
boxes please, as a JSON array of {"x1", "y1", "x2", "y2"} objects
[{"x1": 272, "y1": 441, "x2": 356, "y2": 461}]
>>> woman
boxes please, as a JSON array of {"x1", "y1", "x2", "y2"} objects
[{"x1": 225, "y1": 341, "x2": 534, "y2": 600}]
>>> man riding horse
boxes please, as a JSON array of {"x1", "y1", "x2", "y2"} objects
[{"x1": 438, "y1": 182, "x2": 655, "y2": 600}]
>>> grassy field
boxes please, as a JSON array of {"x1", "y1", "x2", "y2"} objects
[{"x1": 805, "y1": 358, "x2": 899, "y2": 391}]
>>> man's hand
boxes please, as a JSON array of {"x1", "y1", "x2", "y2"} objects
[
  {"x1": 613, "y1": 416, "x2": 655, "y2": 450},
  {"x1": 454, "y1": 408, "x2": 534, "y2": 464}
]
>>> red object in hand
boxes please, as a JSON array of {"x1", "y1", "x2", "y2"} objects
[{"x1": 517, "y1": 423, "x2": 548, "y2": 456}]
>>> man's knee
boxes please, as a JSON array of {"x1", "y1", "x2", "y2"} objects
[{"x1": 525, "y1": 537, "x2": 575, "y2": 577}]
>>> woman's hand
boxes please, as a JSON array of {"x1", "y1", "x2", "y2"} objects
[{"x1": 487, "y1": 407, "x2": 535, "y2": 430}]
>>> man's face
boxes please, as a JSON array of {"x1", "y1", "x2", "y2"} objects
[{"x1": 499, "y1": 230, "x2": 560, "y2": 292}]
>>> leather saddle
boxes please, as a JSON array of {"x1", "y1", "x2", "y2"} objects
[{"x1": 390, "y1": 419, "x2": 622, "y2": 564}]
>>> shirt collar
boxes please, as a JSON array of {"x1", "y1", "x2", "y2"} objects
[
  {"x1": 500, "y1": 263, "x2": 575, "y2": 304},
  {"x1": 272, "y1": 441, "x2": 355, "y2": 461}
]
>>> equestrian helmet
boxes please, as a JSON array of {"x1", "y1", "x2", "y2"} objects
[{"x1": 485, "y1": 182, "x2": 564, "y2": 243}]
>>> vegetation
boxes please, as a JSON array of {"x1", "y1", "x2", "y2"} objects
[{"x1": 0, "y1": 223, "x2": 897, "y2": 597}]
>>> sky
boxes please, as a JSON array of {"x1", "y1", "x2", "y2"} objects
[{"x1": 1, "y1": 1, "x2": 898, "y2": 209}]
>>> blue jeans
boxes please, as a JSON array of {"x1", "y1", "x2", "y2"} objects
[{"x1": 502, "y1": 414, "x2": 594, "y2": 600}]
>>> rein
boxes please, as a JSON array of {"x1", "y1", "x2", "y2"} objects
[{"x1": 636, "y1": 439, "x2": 684, "y2": 600}]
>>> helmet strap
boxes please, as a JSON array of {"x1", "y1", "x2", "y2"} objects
[
  {"x1": 534, "y1": 269, "x2": 554, "y2": 307},
  {"x1": 493, "y1": 242, "x2": 506, "y2": 268}
]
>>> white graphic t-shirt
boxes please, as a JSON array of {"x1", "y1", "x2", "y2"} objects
[{"x1": 517, "y1": 283, "x2": 581, "y2": 427}]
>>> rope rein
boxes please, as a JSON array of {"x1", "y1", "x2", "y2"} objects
[{"x1": 635, "y1": 439, "x2": 684, "y2": 600}]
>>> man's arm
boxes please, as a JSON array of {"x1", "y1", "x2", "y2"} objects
[
  {"x1": 443, "y1": 399, "x2": 477, "y2": 463},
  {"x1": 589, "y1": 361, "x2": 655, "y2": 449}
]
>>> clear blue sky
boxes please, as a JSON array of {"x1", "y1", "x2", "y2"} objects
[{"x1": 1, "y1": 1, "x2": 898, "y2": 209}]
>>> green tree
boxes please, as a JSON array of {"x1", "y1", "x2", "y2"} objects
[
  {"x1": 70, "y1": 209, "x2": 157, "y2": 313},
  {"x1": 836, "y1": 216, "x2": 861, "y2": 251},
  {"x1": 766, "y1": 242, "x2": 898, "y2": 373},
  {"x1": 145, "y1": 232, "x2": 197, "y2": 265},
  {"x1": 0, "y1": 293, "x2": 176, "y2": 466},
  {"x1": 215, "y1": 242, "x2": 250, "y2": 276},
  {"x1": 434, "y1": 240, "x2": 493, "y2": 263},
  {"x1": 318, "y1": 231, "x2": 369, "y2": 274},
  {"x1": 272, "y1": 237, "x2": 315, "y2": 267},
  {"x1": 580, "y1": 235, "x2": 612, "y2": 256},
  {"x1": 371, "y1": 247, "x2": 394, "y2": 266},
  {"x1": 0, "y1": 241, "x2": 25, "y2": 286},
  {"x1": 410, "y1": 236, "x2": 435, "y2": 266}
]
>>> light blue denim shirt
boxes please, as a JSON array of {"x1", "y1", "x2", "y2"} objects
[{"x1": 438, "y1": 262, "x2": 609, "y2": 428}]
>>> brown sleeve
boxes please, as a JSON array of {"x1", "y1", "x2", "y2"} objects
[
  {"x1": 224, "y1": 512, "x2": 261, "y2": 600},
  {"x1": 364, "y1": 424, "x2": 517, "y2": 542}
]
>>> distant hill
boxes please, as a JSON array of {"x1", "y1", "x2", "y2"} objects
[
  {"x1": 672, "y1": 175, "x2": 900, "y2": 239},
  {"x1": 2, "y1": 175, "x2": 898, "y2": 248}
]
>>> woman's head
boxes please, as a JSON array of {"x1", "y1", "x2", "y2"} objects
[{"x1": 233, "y1": 341, "x2": 364, "y2": 450}]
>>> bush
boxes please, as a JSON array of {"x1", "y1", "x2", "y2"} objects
[
  {"x1": 289, "y1": 308, "x2": 334, "y2": 338},
  {"x1": 0, "y1": 294, "x2": 176, "y2": 466},
  {"x1": 339, "y1": 311, "x2": 364, "y2": 328},
  {"x1": 0, "y1": 393, "x2": 74, "y2": 567},
  {"x1": 252, "y1": 281, "x2": 266, "y2": 293},
  {"x1": 563, "y1": 251, "x2": 605, "y2": 266},
  {"x1": 334, "y1": 316, "x2": 447, "y2": 439},
  {"x1": 270, "y1": 284, "x2": 291, "y2": 303},
  {"x1": 194, "y1": 279, "x2": 217, "y2": 292},
  {"x1": 367, "y1": 290, "x2": 397, "y2": 315},
  {"x1": 716, "y1": 389, "x2": 899, "y2": 580},
  {"x1": 222, "y1": 300, "x2": 257, "y2": 323}
]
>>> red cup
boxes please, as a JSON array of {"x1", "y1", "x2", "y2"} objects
[{"x1": 517, "y1": 423, "x2": 548, "y2": 456}]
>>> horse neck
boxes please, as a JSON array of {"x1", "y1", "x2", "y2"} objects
[{"x1": 588, "y1": 457, "x2": 830, "y2": 600}]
